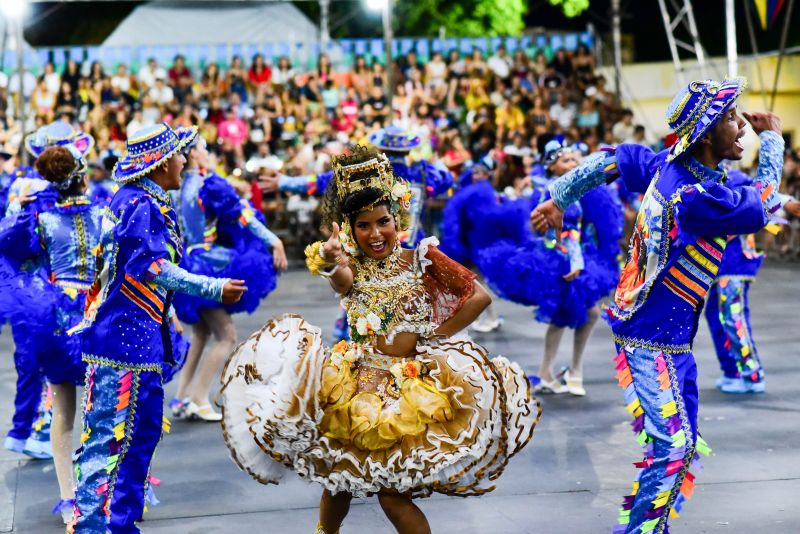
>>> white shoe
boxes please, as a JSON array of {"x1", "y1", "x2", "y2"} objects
[
  {"x1": 717, "y1": 376, "x2": 766, "y2": 394},
  {"x1": 185, "y1": 402, "x2": 222, "y2": 422},
  {"x1": 470, "y1": 317, "x2": 504, "y2": 333},
  {"x1": 561, "y1": 369, "x2": 586, "y2": 396},
  {"x1": 22, "y1": 437, "x2": 53, "y2": 459},
  {"x1": 534, "y1": 377, "x2": 568, "y2": 394},
  {"x1": 4, "y1": 436, "x2": 26, "y2": 454}
]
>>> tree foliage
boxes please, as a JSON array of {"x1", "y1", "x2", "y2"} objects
[
  {"x1": 547, "y1": 0, "x2": 590, "y2": 18},
  {"x1": 396, "y1": 0, "x2": 528, "y2": 37}
]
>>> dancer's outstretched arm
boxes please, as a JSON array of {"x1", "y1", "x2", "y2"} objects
[
  {"x1": 531, "y1": 144, "x2": 658, "y2": 235},
  {"x1": 674, "y1": 113, "x2": 784, "y2": 237}
]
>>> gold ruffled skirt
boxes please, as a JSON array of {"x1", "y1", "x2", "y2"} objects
[{"x1": 219, "y1": 314, "x2": 541, "y2": 497}]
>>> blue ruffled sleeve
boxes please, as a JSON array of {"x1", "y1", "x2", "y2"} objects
[
  {"x1": 201, "y1": 175, "x2": 278, "y2": 247},
  {"x1": 673, "y1": 183, "x2": 767, "y2": 236},
  {"x1": 674, "y1": 131, "x2": 785, "y2": 237},
  {"x1": 615, "y1": 144, "x2": 665, "y2": 193},
  {"x1": 0, "y1": 210, "x2": 42, "y2": 265},
  {"x1": 549, "y1": 151, "x2": 619, "y2": 209},
  {"x1": 278, "y1": 174, "x2": 312, "y2": 195},
  {"x1": 117, "y1": 196, "x2": 226, "y2": 300},
  {"x1": 752, "y1": 131, "x2": 786, "y2": 215}
]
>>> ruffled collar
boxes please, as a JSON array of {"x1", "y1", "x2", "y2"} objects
[
  {"x1": 136, "y1": 177, "x2": 171, "y2": 205},
  {"x1": 681, "y1": 155, "x2": 726, "y2": 184}
]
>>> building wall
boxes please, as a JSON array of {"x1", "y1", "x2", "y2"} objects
[{"x1": 601, "y1": 54, "x2": 800, "y2": 150}]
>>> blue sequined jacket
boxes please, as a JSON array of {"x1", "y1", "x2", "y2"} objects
[
  {"x1": 549, "y1": 131, "x2": 785, "y2": 352},
  {"x1": 0, "y1": 195, "x2": 103, "y2": 333},
  {"x1": 72, "y1": 178, "x2": 227, "y2": 370}
]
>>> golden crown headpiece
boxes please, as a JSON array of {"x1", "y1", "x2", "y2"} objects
[{"x1": 332, "y1": 145, "x2": 395, "y2": 202}]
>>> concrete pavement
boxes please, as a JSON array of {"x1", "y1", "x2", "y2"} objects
[{"x1": 1, "y1": 265, "x2": 799, "y2": 533}]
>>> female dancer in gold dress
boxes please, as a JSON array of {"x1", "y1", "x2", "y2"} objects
[{"x1": 219, "y1": 145, "x2": 540, "y2": 534}]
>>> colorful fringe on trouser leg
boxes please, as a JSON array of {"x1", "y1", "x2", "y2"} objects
[
  {"x1": 70, "y1": 362, "x2": 164, "y2": 533},
  {"x1": 705, "y1": 283, "x2": 737, "y2": 379},
  {"x1": 612, "y1": 345, "x2": 711, "y2": 534},
  {"x1": 7, "y1": 323, "x2": 48, "y2": 442},
  {"x1": 706, "y1": 279, "x2": 763, "y2": 383}
]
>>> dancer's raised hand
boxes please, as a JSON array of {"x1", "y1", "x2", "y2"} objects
[
  {"x1": 743, "y1": 111, "x2": 782, "y2": 135},
  {"x1": 322, "y1": 222, "x2": 344, "y2": 263}
]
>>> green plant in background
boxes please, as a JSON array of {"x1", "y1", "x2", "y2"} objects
[
  {"x1": 397, "y1": 0, "x2": 528, "y2": 37},
  {"x1": 548, "y1": 0, "x2": 590, "y2": 18}
]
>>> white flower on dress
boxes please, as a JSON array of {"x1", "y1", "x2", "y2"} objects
[
  {"x1": 389, "y1": 362, "x2": 403, "y2": 379},
  {"x1": 355, "y1": 312, "x2": 382, "y2": 337}
]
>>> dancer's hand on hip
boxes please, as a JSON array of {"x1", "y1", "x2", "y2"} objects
[
  {"x1": 743, "y1": 111, "x2": 782, "y2": 135},
  {"x1": 221, "y1": 279, "x2": 247, "y2": 304},
  {"x1": 531, "y1": 200, "x2": 564, "y2": 238}
]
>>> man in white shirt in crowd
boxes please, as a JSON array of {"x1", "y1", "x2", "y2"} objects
[
  {"x1": 487, "y1": 45, "x2": 512, "y2": 83},
  {"x1": 111, "y1": 64, "x2": 132, "y2": 95},
  {"x1": 138, "y1": 57, "x2": 167, "y2": 91},
  {"x1": 149, "y1": 76, "x2": 174, "y2": 106},
  {"x1": 549, "y1": 91, "x2": 577, "y2": 131},
  {"x1": 612, "y1": 108, "x2": 635, "y2": 143}
]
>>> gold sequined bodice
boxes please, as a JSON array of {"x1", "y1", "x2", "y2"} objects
[{"x1": 343, "y1": 246, "x2": 434, "y2": 346}]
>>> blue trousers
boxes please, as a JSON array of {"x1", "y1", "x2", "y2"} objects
[
  {"x1": 613, "y1": 346, "x2": 709, "y2": 534},
  {"x1": 7, "y1": 323, "x2": 48, "y2": 441},
  {"x1": 72, "y1": 362, "x2": 163, "y2": 533},
  {"x1": 705, "y1": 279, "x2": 763, "y2": 382}
]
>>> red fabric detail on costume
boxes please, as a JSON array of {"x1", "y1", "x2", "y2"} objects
[{"x1": 421, "y1": 245, "x2": 476, "y2": 326}]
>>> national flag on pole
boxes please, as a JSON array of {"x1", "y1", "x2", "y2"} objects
[{"x1": 753, "y1": 0, "x2": 787, "y2": 30}]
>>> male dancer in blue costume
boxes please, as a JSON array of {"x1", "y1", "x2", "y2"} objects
[
  {"x1": 69, "y1": 124, "x2": 246, "y2": 533},
  {"x1": 532, "y1": 78, "x2": 786, "y2": 533},
  {"x1": 704, "y1": 168, "x2": 800, "y2": 394}
]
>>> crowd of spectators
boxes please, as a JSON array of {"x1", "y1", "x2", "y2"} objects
[{"x1": 1, "y1": 44, "x2": 799, "y2": 258}]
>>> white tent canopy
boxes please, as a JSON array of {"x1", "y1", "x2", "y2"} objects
[{"x1": 103, "y1": 1, "x2": 319, "y2": 47}]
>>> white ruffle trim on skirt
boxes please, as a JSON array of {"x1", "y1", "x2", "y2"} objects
[{"x1": 219, "y1": 314, "x2": 541, "y2": 497}]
